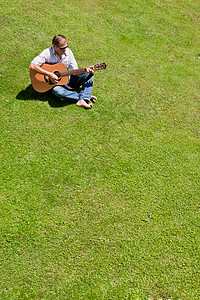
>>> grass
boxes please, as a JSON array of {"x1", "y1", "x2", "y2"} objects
[{"x1": 0, "y1": 0, "x2": 200, "y2": 299}]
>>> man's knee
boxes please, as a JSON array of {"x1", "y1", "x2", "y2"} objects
[{"x1": 52, "y1": 85, "x2": 64, "y2": 98}]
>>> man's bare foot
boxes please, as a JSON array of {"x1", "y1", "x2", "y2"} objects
[
  {"x1": 91, "y1": 95, "x2": 97, "y2": 103},
  {"x1": 76, "y1": 99, "x2": 93, "y2": 109}
]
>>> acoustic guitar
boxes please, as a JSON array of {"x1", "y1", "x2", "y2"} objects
[{"x1": 30, "y1": 62, "x2": 106, "y2": 93}]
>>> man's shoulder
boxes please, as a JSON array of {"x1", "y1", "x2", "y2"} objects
[{"x1": 40, "y1": 46, "x2": 53, "y2": 55}]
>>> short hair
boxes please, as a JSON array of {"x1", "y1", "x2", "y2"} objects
[{"x1": 52, "y1": 34, "x2": 67, "y2": 46}]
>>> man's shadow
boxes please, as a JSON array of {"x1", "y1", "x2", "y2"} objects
[{"x1": 16, "y1": 85, "x2": 76, "y2": 107}]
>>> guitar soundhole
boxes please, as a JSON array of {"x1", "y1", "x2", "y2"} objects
[
  {"x1": 54, "y1": 71, "x2": 61, "y2": 78},
  {"x1": 54, "y1": 71, "x2": 61, "y2": 83},
  {"x1": 44, "y1": 71, "x2": 61, "y2": 85}
]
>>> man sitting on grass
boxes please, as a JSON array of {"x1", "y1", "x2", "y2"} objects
[{"x1": 29, "y1": 34, "x2": 97, "y2": 109}]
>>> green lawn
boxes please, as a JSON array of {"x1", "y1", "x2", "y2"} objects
[{"x1": 0, "y1": 0, "x2": 199, "y2": 299}]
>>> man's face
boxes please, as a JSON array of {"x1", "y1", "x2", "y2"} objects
[{"x1": 53, "y1": 38, "x2": 68, "y2": 56}]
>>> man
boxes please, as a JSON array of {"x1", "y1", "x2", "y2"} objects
[{"x1": 29, "y1": 34, "x2": 97, "y2": 109}]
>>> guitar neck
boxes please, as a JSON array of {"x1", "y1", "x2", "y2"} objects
[{"x1": 60, "y1": 68, "x2": 87, "y2": 77}]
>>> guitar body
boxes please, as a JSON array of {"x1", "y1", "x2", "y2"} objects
[
  {"x1": 30, "y1": 62, "x2": 106, "y2": 93},
  {"x1": 30, "y1": 63, "x2": 69, "y2": 93}
]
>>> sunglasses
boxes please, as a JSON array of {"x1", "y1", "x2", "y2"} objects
[{"x1": 56, "y1": 45, "x2": 68, "y2": 50}]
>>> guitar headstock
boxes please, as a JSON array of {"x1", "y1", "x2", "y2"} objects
[{"x1": 94, "y1": 62, "x2": 107, "y2": 70}]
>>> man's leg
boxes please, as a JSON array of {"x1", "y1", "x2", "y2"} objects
[
  {"x1": 78, "y1": 75, "x2": 95, "y2": 102},
  {"x1": 66, "y1": 74, "x2": 93, "y2": 90},
  {"x1": 51, "y1": 85, "x2": 93, "y2": 109},
  {"x1": 52, "y1": 85, "x2": 79, "y2": 101},
  {"x1": 52, "y1": 75, "x2": 95, "y2": 109}
]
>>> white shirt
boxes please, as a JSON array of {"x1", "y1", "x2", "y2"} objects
[{"x1": 31, "y1": 46, "x2": 78, "y2": 70}]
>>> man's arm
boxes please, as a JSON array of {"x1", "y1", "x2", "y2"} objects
[{"x1": 29, "y1": 63, "x2": 59, "y2": 83}]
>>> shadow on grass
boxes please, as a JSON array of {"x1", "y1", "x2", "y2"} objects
[{"x1": 16, "y1": 85, "x2": 76, "y2": 108}]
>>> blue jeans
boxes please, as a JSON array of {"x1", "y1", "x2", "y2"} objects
[{"x1": 52, "y1": 74, "x2": 94, "y2": 103}]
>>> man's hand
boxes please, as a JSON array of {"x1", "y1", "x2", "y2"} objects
[
  {"x1": 86, "y1": 65, "x2": 94, "y2": 74},
  {"x1": 49, "y1": 72, "x2": 59, "y2": 83}
]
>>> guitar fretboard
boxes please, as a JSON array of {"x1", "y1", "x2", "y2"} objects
[{"x1": 60, "y1": 68, "x2": 87, "y2": 77}]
